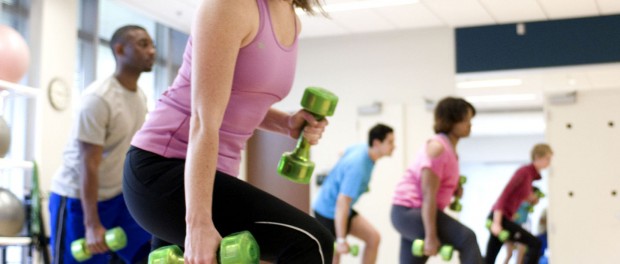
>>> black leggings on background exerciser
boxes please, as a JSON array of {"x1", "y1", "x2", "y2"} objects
[
  {"x1": 122, "y1": 146, "x2": 334, "y2": 263},
  {"x1": 485, "y1": 213, "x2": 542, "y2": 264}
]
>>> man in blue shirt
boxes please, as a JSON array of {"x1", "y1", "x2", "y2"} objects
[{"x1": 313, "y1": 123, "x2": 395, "y2": 264}]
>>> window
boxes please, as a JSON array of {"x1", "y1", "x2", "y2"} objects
[{"x1": 77, "y1": 0, "x2": 189, "y2": 110}]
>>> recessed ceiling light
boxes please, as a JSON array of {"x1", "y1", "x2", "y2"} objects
[
  {"x1": 465, "y1": 93, "x2": 538, "y2": 103},
  {"x1": 457, "y1": 78, "x2": 523, "y2": 89},
  {"x1": 568, "y1": 78, "x2": 577, "y2": 86}
]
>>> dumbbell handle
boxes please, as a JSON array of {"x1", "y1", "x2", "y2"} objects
[
  {"x1": 291, "y1": 113, "x2": 325, "y2": 156},
  {"x1": 148, "y1": 231, "x2": 259, "y2": 264},
  {"x1": 334, "y1": 243, "x2": 359, "y2": 257},
  {"x1": 292, "y1": 131, "x2": 311, "y2": 158},
  {"x1": 485, "y1": 220, "x2": 510, "y2": 242},
  {"x1": 71, "y1": 227, "x2": 127, "y2": 262},
  {"x1": 412, "y1": 239, "x2": 453, "y2": 261}
]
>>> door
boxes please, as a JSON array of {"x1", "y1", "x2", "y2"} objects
[{"x1": 246, "y1": 129, "x2": 310, "y2": 213}]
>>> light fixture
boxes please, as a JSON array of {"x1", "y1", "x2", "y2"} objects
[
  {"x1": 357, "y1": 101, "x2": 382, "y2": 115},
  {"x1": 516, "y1": 23, "x2": 526, "y2": 36},
  {"x1": 298, "y1": 0, "x2": 418, "y2": 14},
  {"x1": 547, "y1": 91, "x2": 577, "y2": 105},
  {"x1": 567, "y1": 78, "x2": 577, "y2": 86},
  {"x1": 457, "y1": 78, "x2": 523, "y2": 89},
  {"x1": 465, "y1": 93, "x2": 538, "y2": 103}
]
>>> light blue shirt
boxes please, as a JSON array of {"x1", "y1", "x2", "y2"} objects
[{"x1": 313, "y1": 144, "x2": 375, "y2": 219}]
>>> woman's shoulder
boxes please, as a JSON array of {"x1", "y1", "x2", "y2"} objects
[
  {"x1": 194, "y1": 0, "x2": 261, "y2": 43},
  {"x1": 425, "y1": 139, "x2": 445, "y2": 158}
]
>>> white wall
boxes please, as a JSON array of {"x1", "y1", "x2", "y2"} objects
[
  {"x1": 545, "y1": 88, "x2": 620, "y2": 263},
  {"x1": 29, "y1": 0, "x2": 78, "y2": 242},
  {"x1": 270, "y1": 27, "x2": 455, "y2": 263},
  {"x1": 281, "y1": 26, "x2": 456, "y2": 189}
]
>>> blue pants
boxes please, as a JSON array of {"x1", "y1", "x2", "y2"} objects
[{"x1": 49, "y1": 193, "x2": 151, "y2": 264}]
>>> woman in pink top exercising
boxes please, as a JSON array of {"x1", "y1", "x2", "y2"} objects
[
  {"x1": 122, "y1": 1, "x2": 334, "y2": 263},
  {"x1": 391, "y1": 97, "x2": 483, "y2": 264}
]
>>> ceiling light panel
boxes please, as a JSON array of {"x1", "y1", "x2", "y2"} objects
[
  {"x1": 479, "y1": 0, "x2": 547, "y2": 24},
  {"x1": 298, "y1": 15, "x2": 350, "y2": 38},
  {"x1": 321, "y1": 0, "x2": 419, "y2": 13},
  {"x1": 457, "y1": 78, "x2": 523, "y2": 89},
  {"x1": 327, "y1": 9, "x2": 396, "y2": 33},
  {"x1": 373, "y1": 3, "x2": 445, "y2": 29},
  {"x1": 465, "y1": 93, "x2": 539, "y2": 103},
  {"x1": 597, "y1": 0, "x2": 620, "y2": 15},
  {"x1": 537, "y1": 0, "x2": 599, "y2": 20},
  {"x1": 421, "y1": 0, "x2": 495, "y2": 27}
]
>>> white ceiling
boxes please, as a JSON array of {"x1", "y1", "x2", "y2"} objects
[
  {"x1": 115, "y1": 0, "x2": 620, "y2": 113},
  {"x1": 117, "y1": 0, "x2": 620, "y2": 38}
]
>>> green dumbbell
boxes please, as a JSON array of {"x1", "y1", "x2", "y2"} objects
[
  {"x1": 277, "y1": 87, "x2": 338, "y2": 184},
  {"x1": 148, "y1": 231, "x2": 260, "y2": 264},
  {"x1": 334, "y1": 243, "x2": 360, "y2": 257},
  {"x1": 485, "y1": 219, "x2": 510, "y2": 242},
  {"x1": 71, "y1": 227, "x2": 127, "y2": 262},
  {"x1": 411, "y1": 239, "x2": 454, "y2": 261},
  {"x1": 449, "y1": 176, "x2": 467, "y2": 212}
]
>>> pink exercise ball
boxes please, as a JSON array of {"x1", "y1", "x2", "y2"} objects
[{"x1": 0, "y1": 25, "x2": 30, "y2": 83}]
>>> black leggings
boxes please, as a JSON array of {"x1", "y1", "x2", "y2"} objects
[
  {"x1": 391, "y1": 205, "x2": 483, "y2": 264},
  {"x1": 484, "y1": 213, "x2": 541, "y2": 264},
  {"x1": 122, "y1": 147, "x2": 333, "y2": 263}
]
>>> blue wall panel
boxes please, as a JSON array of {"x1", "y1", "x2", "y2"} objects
[{"x1": 456, "y1": 15, "x2": 620, "y2": 73}]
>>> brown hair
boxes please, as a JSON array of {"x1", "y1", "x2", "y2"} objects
[
  {"x1": 531, "y1": 143, "x2": 553, "y2": 161},
  {"x1": 293, "y1": 0, "x2": 325, "y2": 15},
  {"x1": 433, "y1": 97, "x2": 476, "y2": 134}
]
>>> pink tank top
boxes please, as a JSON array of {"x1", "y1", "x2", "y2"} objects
[
  {"x1": 392, "y1": 134, "x2": 460, "y2": 210},
  {"x1": 131, "y1": 0, "x2": 298, "y2": 176}
]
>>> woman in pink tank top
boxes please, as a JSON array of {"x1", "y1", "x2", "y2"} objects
[
  {"x1": 122, "y1": 1, "x2": 334, "y2": 263},
  {"x1": 391, "y1": 97, "x2": 483, "y2": 264}
]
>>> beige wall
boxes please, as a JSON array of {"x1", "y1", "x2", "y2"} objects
[
  {"x1": 30, "y1": 0, "x2": 78, "y2": 236},
  {"x1": 545, "y1": 88, "x2": 620, "y2": 263},
  {"x1": 272, "y1": 28, "x2": 455, "y2": 264}
]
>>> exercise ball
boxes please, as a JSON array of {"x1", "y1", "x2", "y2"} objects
[
  {"x1": 0, "y1": 25, "x2": 30, "y2": 83},
  {"x1": 0, "y1": 116, "x2": 10, "y2": 157},
  {"x1": 0, "y1": 187, "x2": 25, "y2": 236}
]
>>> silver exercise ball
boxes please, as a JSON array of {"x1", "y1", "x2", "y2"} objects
[
  {"x1": 0, "y1": 187, "x2": 25, "y2": 236},
  {"x1": 0, "y1": 116, "x2": 10, "y2": 157}
]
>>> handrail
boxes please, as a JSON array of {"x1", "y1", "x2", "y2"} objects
[
  {"x1": 0, "y1": 158, "x2": 34, "y2": 170},
  {"x1": 0, "y1": 236, "x2": 32, "y2": 246},
  {"x1": 0, "y1": 79, "x2": 40, "y2": 97}
]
